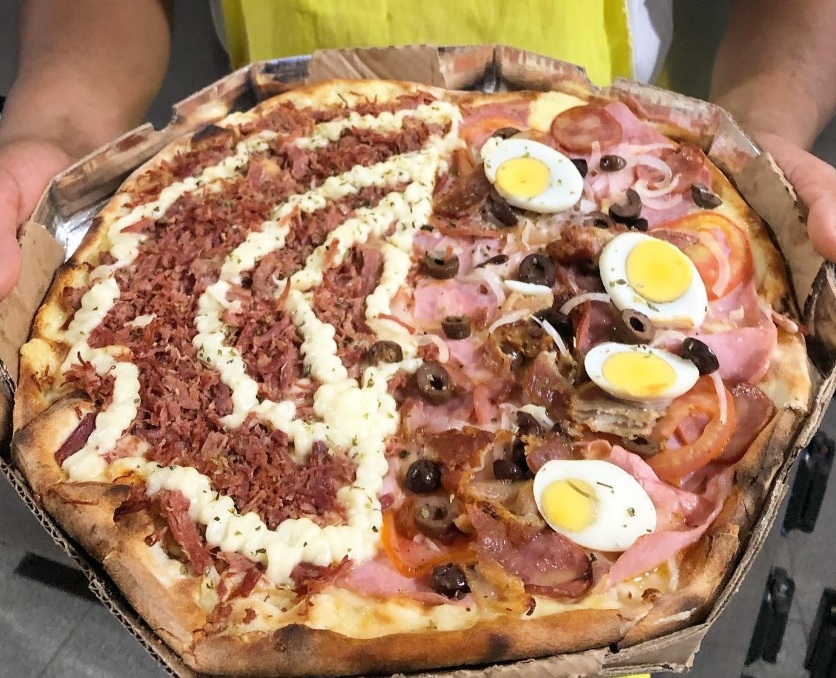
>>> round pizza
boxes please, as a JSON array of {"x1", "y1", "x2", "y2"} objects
[{"x1": 12, "y1": 79, "x2": 811, "y2": 676}]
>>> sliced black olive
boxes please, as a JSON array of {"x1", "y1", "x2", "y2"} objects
[
  {"x1": 534, "y1": 308, "x2": 573, "y2": 344},
  {"x1": 500, "y1": 342, "x2": 524, "y2": 371},
  {"x1": 631, "y1": 217, "x2": 649, "y2": 232},
  {"x1": 517, "y1": 253, "x2": 556, "y2": 287},
  {"x1": 414, "y1": 496, "x2": 459, "y2": 539},
  {"x1": 423, "y1": 251, "x2": 459, "y2": 280},
  {"x1": 490, "y1": 126, "x2": 521, "y2": 140},
  {"x1": 691, "y1": 182, "x2": 723, "y2": 209},
  {"x1": 441, "y1": 315, "x2": 472, "y2": 340},
  {"x1": 616, "y1": 309, "x2": 655, "y2": 344},
  {"x1": 680, "y1": 337, "x2": 720, "y2": 375},
  {"x1": 365, "y1": 340, "x2": 404, "y2": 365},
  {"x1": 609, "y1": 188, "x2": 642, "y2": 224},
  {"x1": 509, "y1": 437, "x2": 530, "y2": 475},
  {"x1": 404, "y1": 459, "x2": 442, "y2": 493},
  {"x1": 585, "y1": 210, "x2": 614, "y2": 228},
  {"x1": 431, "y1": 564, "x2": 470, "y2": 599},
  {"x1": 493, "y1": 458, "x2": 526, "y2": 482},
  {"x1": 622, "y1": 436, "x2": 659, "y2": 457},
  {"x1": 571, "y1": 158, "x2": 589, "y2": 178},
  {"x1": 600, "y1": 154, "x2": 627, "y2": 172},
  {"x1": 487, "y1": 189, "x2": 518, "y2": 227},
  {"x1": 475, "y1": 253, "x2": 509, "y2": 269},
  {"x1": 415, "y1": 361, "x2": 453, "y2": 404},
  {"x1": 516, "y1": 411, "x2": 543, "y2": 437}
]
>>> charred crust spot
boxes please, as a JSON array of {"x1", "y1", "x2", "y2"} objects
[{"x1": 483, "y1": 633, "x2": 511, "y2": 663}]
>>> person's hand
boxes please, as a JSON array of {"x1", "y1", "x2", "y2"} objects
[
  {"x1": 0, "y1": 137, "x2": 74, "y2": 299},
  {"x1": 750, "y1": 131, "x2": 836, "y2": 262}
]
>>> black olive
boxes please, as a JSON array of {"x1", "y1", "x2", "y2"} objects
[
  {"x1": 585, "y1": 210, "x2": 614, "y2": 228},
  {"x1": 490, "y1": 126, "x2": 521, "y2": 140},
  {"x1": 493, "y1": 458, "x2": 526, "y2": 482},
  {"x1": 516, "y1": 253, "x2": 556, "y2": 287},
  {"x1": 608, "y1": 188, "x2": 642, "y2": 224},
  {"x1": 534, "y1": 308, "x2": 574, "y2": 345},
  {"x1": 600, "y1": 154, "x2": 627, "y2": 172},
  {"x1": 631, "y1": 217, "x2": 649, "y2": 232},
  {"x1": 487, "y1": 189, "x2": 518, "y2": 227},
  {"x1": 516, "y1": 411, "x2": 543, "y2": 437},
  {"x1": 404, "y1": 459, "x2": 442, "y2": 493},
  {"x1": 500, "y1": 342, "x2": 524, "y2": 371},
  {"x1": 616, "y1": 309, "x2": 655, "y2": 344},
  {"x1": 475, "y1": 253, "x2": 509, "y2": 269},
  {"x1": 680, "y1": 337, "x2": 720, "y2": 375},
  {"x1": 415, "y1": 361, "x2": 453, "y2": 404},
  {"x1": 441, "y1": 315, "x2": 472, "y2": 340},
  {"x1": 691, "y1": 182, "x2": 723, "y2": 209},
  {"x1": 509, "y1": 437, "x2": 530, "y2": 475},
  {"x1": 365, "y1": 340, "x2": 404, "y2": 365},
  {"x1": 423, "y1": 251, "x2": 459, "y2": 280},
  {"x1": 571, "y1": 158, "x2": 588, "y2": 178},
  {"x1": 622, "y1": 436, "x2": 659, "y2": 457},
  {"x1": 414, "y1": 496, "x2": 459, "y2": 539},
  {"x1": 431, "y1": 564, "x2": 470, "y2": 599}
]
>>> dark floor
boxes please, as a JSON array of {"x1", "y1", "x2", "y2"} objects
[{"x1": 0, "y1": 1, "x2": 834, "y2": 677}]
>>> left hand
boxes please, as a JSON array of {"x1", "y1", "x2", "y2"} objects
[{"x1": 752, "y1": 131, "x2": 836, "y2": 262}]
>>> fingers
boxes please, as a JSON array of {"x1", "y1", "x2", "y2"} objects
[
  {"x1": 0, "y1": 139, "x2": 74, "y2": 300},
  {"x1": 0, "y1": 160, "x2": 23, "y2": 299},
  {"x1": 756, "y1": 132, "x2": 836, "y2": 262}
]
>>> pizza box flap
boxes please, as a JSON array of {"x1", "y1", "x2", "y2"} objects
[{"x1": 0, "y1": 43, "x2": 835, "y2": 678}]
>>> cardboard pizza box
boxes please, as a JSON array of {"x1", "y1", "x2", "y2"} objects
[{"x1": 0, "y1": 43, "x2": 834, "y2": 677}]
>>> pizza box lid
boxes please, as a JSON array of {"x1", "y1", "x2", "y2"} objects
[{"x1": 0, "y1": 43, "x2": 834, "y2": 678}]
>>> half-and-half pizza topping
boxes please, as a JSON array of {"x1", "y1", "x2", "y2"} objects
[{"x1": 28, "y1": 82, "x2": 808, "y2": 642}]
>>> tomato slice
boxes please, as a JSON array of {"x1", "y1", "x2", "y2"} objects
[
  {"x1": 662, "y1": 212, "x2": 754, "y2": 299},
  {"x1": 648, "y1": 377, "x2": 737, "y2": 485},
  {"x1": 381, "y1": 511, "x2": 475, "y2": 577}
]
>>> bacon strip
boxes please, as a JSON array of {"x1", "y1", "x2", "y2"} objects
[{"x1": 54, "y1": 413, "x2": 96, "y2": 465}]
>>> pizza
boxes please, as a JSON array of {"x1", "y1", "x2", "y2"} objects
[{"x1": 12, "y1": 78, "x2": 811, "y2": 677}]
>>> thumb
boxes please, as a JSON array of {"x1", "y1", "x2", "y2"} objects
[
  {"x1": 754, "y1": 131, "x2": 836, "y2": 262},
  {"x1": 0, "y1": 139, "x2": 74, "y2": 299}
]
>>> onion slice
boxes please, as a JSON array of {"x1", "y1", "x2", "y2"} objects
[
  {"x1": 487, "y1": 308, "x2": 530, "y2": 335},
  {"x1": 700, "y1": 232, "x2": 731, "y2": 297},
  {"x1": 416, "y1": 333, "x2": 450, "y2": 363},
  {"x1": 650, "y1": 329, "x2": 688, "y2": 348},
  {"x1": 530, "y1": 314, "x2": 571, "y2": 360},
  {"x1": 465, "y1": 267, "x2": 506, "y2": 306},
  {"x1": 709, "y1": 371, "x2": 728, "y2": 425},
  {"x1": 559, "y1": 292, "x2": 612, "y2": 316}
]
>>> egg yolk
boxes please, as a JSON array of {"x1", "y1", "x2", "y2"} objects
[
  {"x1": 625, "y1": 239, "x2": 692, "y2": 303},
  {"x1": 602, "y1": 350, "x2": 677, "y2": 398},
  {"x1": 541, "y1": 479, "x2": 597, "y2": 532},
  {"x1": 495, "y1": 157, "x2": 550, "y2": 198}
]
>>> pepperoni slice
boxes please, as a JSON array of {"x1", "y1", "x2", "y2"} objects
[
  {"x1": 637, "y1": 144, "x2": 710, "y2": 191},
  {"x1": 549, "y1": 105, "x2": 623, "y2": 153}
]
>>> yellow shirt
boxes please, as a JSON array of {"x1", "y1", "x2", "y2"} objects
[{"x1": 219, "y1": 0, "x2": 634, "y2": 86}]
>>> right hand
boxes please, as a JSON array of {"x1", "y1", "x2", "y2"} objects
[{"x1": 0, "y1": 137, "x2": 74, "y2": 300}]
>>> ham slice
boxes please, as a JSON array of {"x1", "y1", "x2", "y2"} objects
[
  {"x1": 605, "y1": 446, "x2": 734, "y2": 585},
  {"x1": 468, "y1": 505, "x2": 592, "y2": 599},
  {"x1": 337, "y1": 556, "x2": 452, "y2": 605},
  {"x1": 412, "y1": 279, "x2": 501, "y2": 330},
  {"x1": 604, "y1": 102, "x2": 674, "y2": 147}
]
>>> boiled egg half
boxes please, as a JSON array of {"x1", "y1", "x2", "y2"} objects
[
  {"x1": 585, "y1": 342, "x2": 699, "y2": 402},
  {"x1": 481, "y1": 137, "x2": 583, "y2": 213},
  {"x1": 599, "y1": 232, "x2": 708, "y2": 329},
  {"x1": 533, "y1": 459, "x2": 657, "y2": 551}
]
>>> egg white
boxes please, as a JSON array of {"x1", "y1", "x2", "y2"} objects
[
  {"x1": 481, "y1": 137, "x2": 583, "y2": 213},
  {"x1": 584, "y1": 341, "x2": 699, "y2": 403},
  {"x1": 533, "y1": 459, "x2": 657, "y2": 552},
  {"x1": 599, "y1": 232, "x2": 708, "y2": 329}
]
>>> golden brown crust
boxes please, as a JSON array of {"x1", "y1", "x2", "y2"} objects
[
  {"x1": 189, "y1": 608, "x2": 631, "y2": 678},
  {"x1": 10, "y1": 78, "x2": 813, "y2": 677}
]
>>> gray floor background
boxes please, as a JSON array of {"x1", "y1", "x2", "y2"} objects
[{"x1": 0, "y1": 1, "x2": 834, "y2": 676}]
